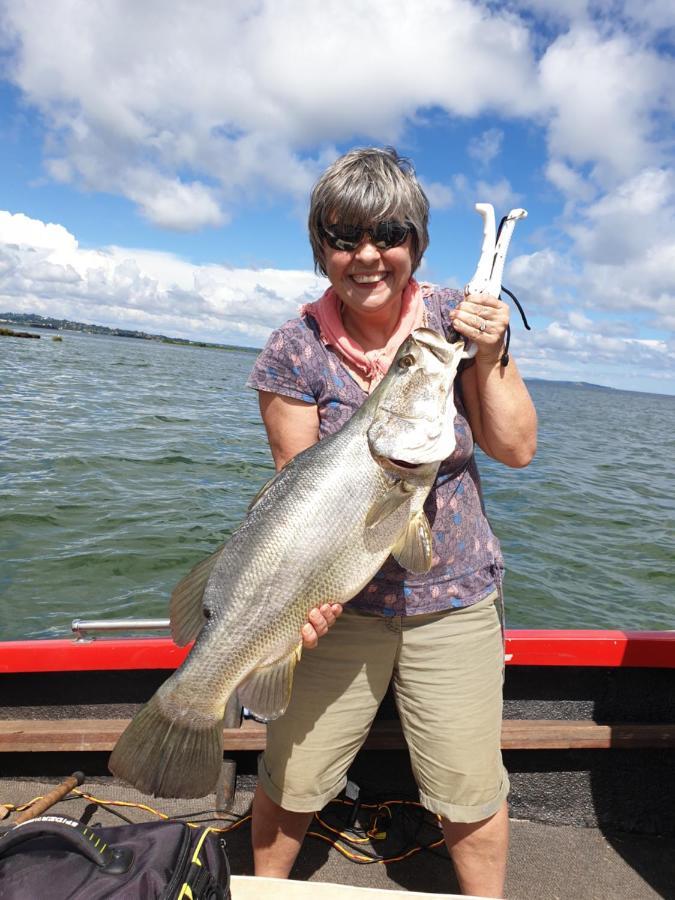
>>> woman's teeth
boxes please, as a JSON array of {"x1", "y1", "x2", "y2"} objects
[{"x1": 352, "y1": 273, "x2": 385, "y2": 284}]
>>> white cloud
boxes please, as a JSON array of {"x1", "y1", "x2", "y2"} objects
[
  {"x1": 420, "y1": 179, "x2": 455, "y2": 210},
  {"x1": 510, "y1": 164, "x2": 675, "y2": 336},
  {"x1": 545, "y1": 160, "x2": 597, "y2": 204},
  {"x1": 0, "y1": 210, "x2": 78, "y2": 252},
  {"x1": 1, "y1": 3, "x2": 674, "y2": 394},
  {"x1": 507, "y1": 247, "x2": 578, "y2": 309},
  {"x1": 562, "y1": 168, "x2": 675, "y2": 329},
  {"x1": 468, "y1": 128, "x2": 504, "y2": 167},
  {"x1": 123, "y1": 171, "x2": 226, "y2": 230},
  {"x1": 0, "y1": 211, "x2": 326, "y2": 344},
  {"x1": 0, "y1": 1, "x2": 540, "y2": 229},
  {"x1": 474, "y1": 177, "x2": 521, "y2": 211},
  {"x1": 539, "y1": 27, "x2": 674, "y2": 181},
  {"x1": 567, "y1": 310, "x2": 593, "y2": 330},
  {"x1": 1, "y1": 208, "x2": 673, "y2": 393},
  {"x1": 2, "y1": 1, "x2": 672, "y2": 234},
  {"x1": 510, "y1": 319, "x2": 674, "y2": 391}
]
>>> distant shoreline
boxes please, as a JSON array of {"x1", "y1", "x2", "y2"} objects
[
  {"x1": 0, "y1": 312, "x2": 258, "y2": 354},
  {"x1": 2, "y1": 311, "x2": 673, "y2": 399}
]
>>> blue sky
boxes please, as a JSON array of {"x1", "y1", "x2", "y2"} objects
[{"x1": 0, "y1": 1, "x2": 674, "y2": 394}]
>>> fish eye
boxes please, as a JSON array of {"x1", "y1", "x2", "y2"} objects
[{"x1": 398, "y1": 354, "x2": 415, "y2": 370}]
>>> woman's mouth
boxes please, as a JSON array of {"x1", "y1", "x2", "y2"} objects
[{"x1": 351, "y1": 272, "x2": 387, "y2": 285}]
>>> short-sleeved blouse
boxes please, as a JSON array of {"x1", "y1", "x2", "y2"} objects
[{"x1": 246, "y1": 286, "x2": 503, "y2": 616}]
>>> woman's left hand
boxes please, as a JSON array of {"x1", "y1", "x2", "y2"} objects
[
  {"x1": 301, "y1": 603, "x2": 343, "y2": 649},
  {"x1": 449, "y1": 293, "x2": 509, "y2": 362}
]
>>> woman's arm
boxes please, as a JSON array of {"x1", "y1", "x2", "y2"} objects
[
  {"x1": 258, "y1": 390, "x2": 342, "y2": 645},
  {"x1": 450, "y1": 293, "x2": 537, "y2": 468},
  {"x1": 258, "y1": 390, "x2": 320, "y2": 471}
]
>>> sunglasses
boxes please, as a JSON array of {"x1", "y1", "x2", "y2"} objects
[{"x1": 320, "y1": 220, "x2": 412, "y2": 252}]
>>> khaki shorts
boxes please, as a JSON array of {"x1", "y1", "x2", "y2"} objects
[{"x1": 258, "y1": 590, "x2": 509, "y2": 823}]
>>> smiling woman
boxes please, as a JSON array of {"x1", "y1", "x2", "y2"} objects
[{"x1": 245, "y1": 146, "x2": 537, "y2": 897}]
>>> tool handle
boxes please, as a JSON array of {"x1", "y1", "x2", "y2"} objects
[{"x1": 14, "y1": 771, "x2": 85, "y2": 824}]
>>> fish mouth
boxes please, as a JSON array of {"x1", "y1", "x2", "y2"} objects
[
  {"x1": 388, "y1": 458, "x2": 423, "y2": 470},
  {"x1": 374, "y1": 454, "x2": 426, "y2": 474}
]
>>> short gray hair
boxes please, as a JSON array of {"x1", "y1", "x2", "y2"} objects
[{"x1": 308, "y1": 147, "x2": 430, "y2": 276}]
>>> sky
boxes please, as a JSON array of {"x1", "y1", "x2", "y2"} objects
[{"x1": 0, "y1": 0, "x2": 674, "y2": 394}]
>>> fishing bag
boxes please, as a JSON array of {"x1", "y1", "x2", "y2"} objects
[{"x1": 0, "y1": 814, "x2": 231, "y2": 899}]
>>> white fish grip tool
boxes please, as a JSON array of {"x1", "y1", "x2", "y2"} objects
[{"x1": 461, "y1": 203, "x2": 531, "y2": 366}]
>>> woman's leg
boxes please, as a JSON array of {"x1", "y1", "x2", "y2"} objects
[
  {"x1": 441, "y1": 800, "x2": 509, "y2": 898},
  {"x1": 394, "y1": 591, "x2": 509, "y2": 897},
  {"x1": 251, "y1": 607, "x2": 397, "y2": 877},
  {"x1": 252, "y1": 783, "x2": 314, "y2": 877}
]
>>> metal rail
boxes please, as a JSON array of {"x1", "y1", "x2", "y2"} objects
[{"x1": 71, "y1": 618, "x2": 171, "y2": 640}]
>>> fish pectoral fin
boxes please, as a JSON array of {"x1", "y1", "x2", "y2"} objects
[
  {"x1": 237, "y1": 643, "x2": 303, "y2": 722},
  {"x1": 391, "y1": 511, "x2": 433, "y2": 574},
  {"x1": 365, "y1": 481, "x2": 415, "y2": 529},
  {"x1": 223, "y1": 690, "x2": 242, "y2": 729},
  {"x1": 169, "y1": 545, "x2": 225, "y2": 646}
]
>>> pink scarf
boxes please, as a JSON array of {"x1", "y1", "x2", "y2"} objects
[{"x1": 300, "y1": 278, "x2": 425, "y2": 391}]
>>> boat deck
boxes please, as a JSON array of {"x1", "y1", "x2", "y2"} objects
[
  {"x1": 2, "y1": 773, "x2": 673, "y2": 899},
  {"x1": 2, "y1": 631, "x2": 673, "y2": 896}
]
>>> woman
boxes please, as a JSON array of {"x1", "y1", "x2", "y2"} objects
[{"x1": 246, "y1": 147, "x2": 537, "y2": 897}]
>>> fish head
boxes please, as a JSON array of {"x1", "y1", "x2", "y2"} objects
[{"x1": 367, "y1": 328, "x2": 466, "y2": 474}]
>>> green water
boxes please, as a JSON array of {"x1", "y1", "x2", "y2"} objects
[{"x1": 1, "y1": 329, "x2": 673, "y2": 639}]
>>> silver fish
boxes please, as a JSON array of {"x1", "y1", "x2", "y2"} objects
[{"x1": 109, "y1": 328, "x2": 468, "y2": 798}]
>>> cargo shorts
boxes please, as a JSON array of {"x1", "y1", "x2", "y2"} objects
[{"x1": 258, "y1": 590, "x2": 509, "y2": 823}]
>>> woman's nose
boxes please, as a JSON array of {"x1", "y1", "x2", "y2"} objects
[{"x1": 354, "y1": 237, "x2": 381, "y2": 262}]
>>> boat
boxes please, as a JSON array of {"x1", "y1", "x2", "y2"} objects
[{"x1": 1, "y1": 621, "x2": 674, "y2": 898}]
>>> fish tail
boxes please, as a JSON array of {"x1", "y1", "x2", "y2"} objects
[{"x1": 108, "y1": 692, "x2": 226, "y2": 798}]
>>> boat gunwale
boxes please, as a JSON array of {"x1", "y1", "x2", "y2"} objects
[{"x1": 1, "y1": 629, "x2": 674, "y2": 673}]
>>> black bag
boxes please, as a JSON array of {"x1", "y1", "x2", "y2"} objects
[{"x1": 0, "y1": 814, "x2": 231, "y2": 899}]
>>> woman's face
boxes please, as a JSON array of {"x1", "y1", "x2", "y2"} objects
[{"x1": 323, "y1": 226, "x2": 413, "y2": 319}]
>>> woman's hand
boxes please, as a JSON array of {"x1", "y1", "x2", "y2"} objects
[
  {"x1": 301, "y1": 603, "x2": 343, "y2": 649},
  {"x1": 449, "y1": 293, "x2": 509, "y2": 363},
  {"x1": 453, "y1": 290, "x2": 537, "y2": 468}
]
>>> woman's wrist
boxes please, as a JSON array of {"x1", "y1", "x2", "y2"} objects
[{"x1": 474, "y1": 346, "x2": 506, "y2": 368}]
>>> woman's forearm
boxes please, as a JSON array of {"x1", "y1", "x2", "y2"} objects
[{"x1": 461, "y1": 356, "x2": 537, "y2": 468}]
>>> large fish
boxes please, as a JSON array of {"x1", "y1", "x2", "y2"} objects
[{"x1": 109, "y1": 328, "x2": 469, "y2": 798}]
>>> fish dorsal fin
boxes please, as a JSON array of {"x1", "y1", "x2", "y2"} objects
[
  {"x1": 236, "y1": 642, "x2": 303, "y2": 722},
  {"x1": 365, "y1": 480, "x2": 415, "y2": 529},
  {"x1": 391, "y1": 511, "x2": 433, "y2": 574},
  {"x1": 169, "y1": 546, "x2": 225, "y2": 646}
]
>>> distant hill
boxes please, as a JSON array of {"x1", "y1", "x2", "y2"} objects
[
  {"x1": 525, "y1": 377, "x2": 620, "y2": 392},
  {"x1": 0, "y1": 312, "x2": 258, "y2": 354}
]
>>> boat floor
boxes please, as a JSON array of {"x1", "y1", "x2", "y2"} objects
[{"x1": 2, "y1": 774, "x2": 673, "y2": 899}]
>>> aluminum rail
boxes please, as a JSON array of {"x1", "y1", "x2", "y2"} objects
[{"x1": 71, "y1": 617, "x2": 170, "y2": 640}]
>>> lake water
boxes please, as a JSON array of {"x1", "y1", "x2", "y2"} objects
[{"x1": 1, "y1": 329, "x2": 673, "y2": 640}]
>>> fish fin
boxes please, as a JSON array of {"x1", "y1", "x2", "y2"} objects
[
  {"x1": 237, "y1": 643, "x2": 302, "y2": 722},
  {"x1": 247, "y1": 469, "x2": 283, "y2": 512},
  {"x1": 391, "y1": 511, "x2": 434, "y2": 574},
  {"x1": 108, "y1": 693, "x2": 224, "y2": 798},
  {"x1": 365, "y1": 480, "x2": 415, "y2": 529},
  {"x1": 223, "y1": 690, "x2": 242, "y2": 729},
  {"x1": 169, "y1": 546, "x2": 224, "y2": 645}
]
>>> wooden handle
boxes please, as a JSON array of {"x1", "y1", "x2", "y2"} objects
[{"x1": 14, "y1": 771, "x2": 85, "y2": 824}]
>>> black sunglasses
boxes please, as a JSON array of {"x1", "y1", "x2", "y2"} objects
[{"x1": 320, "y1": 220, "x2": 412, "y2": 252}]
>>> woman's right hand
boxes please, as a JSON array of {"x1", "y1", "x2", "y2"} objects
[{"x1": 301, "y1": 603, "x2": 343, "y2": 649}]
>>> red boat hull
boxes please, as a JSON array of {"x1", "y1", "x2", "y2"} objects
[{"x1": 1, "y1": 629, "x2": 673, "y2": 673}]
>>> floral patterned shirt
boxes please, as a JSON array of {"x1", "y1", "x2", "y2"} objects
[{"x1": 246, "y1": 286, "x2": 504, "y2": 616}]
